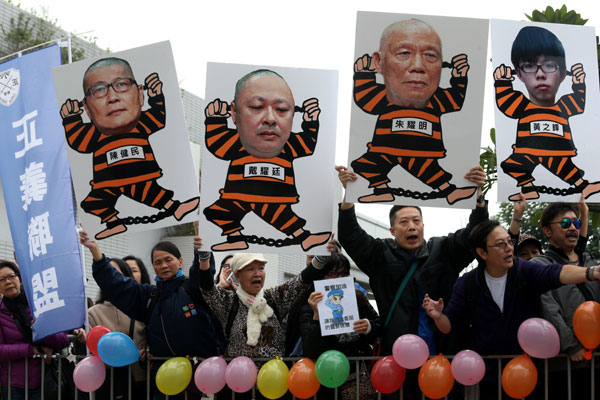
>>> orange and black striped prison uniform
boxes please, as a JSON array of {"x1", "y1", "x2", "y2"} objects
[
  {"x1": 351, "y1": 71, "x2": 467, "y2": 189},
  {"x1": 62, "y1": 94, "x2": 173, "y2": 222},
  {"x1": 496, "y1": 80, "x2": 586, "y2": 186},
  {"x1": 203, "y1": 116, "x2": 319, "y2": 236}
]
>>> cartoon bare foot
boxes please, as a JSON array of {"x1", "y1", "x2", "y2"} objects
[
  {"x1": 211, "y1": 234, "x2": 249, "y2": 251},
  {"x1": 95, "y1": 224, "x2": 127, "y2": 240},
  {"x1": 173, "y1": 197, "x2": 200, "y2": 221},
  {"x1": 446, "y1": 186, "x2": 476, "y2": 205},
  {"x1": 508, "y1": 190, "x2": 539, "y2": 201},
  {"x1": 581, "y1": 181, "x2": 600, "y2": 199},
  {"x1": 358, "y1": 192, "x2": 394, "y2": 203},
  {"x1": 300, "y1": 232, "x2": 331, "y2": 252}
]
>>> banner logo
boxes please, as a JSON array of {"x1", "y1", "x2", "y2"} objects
[{"x1": 0, "y1": 68, "x2": 20, "y2": 107}]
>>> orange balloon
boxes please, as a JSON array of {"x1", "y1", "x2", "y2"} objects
[
  {"x1": 287, "y1": 358, "x2": 320, "y2": 399},
  {"x1": 573, "y1": 301, "x2": 600, "y2": 350},
  {"x1": 418, "y1": 354, "x2": 454, "y2": 399},
  {"x1": 501, "y1": 354, "x2": 537, "y2": 399}
]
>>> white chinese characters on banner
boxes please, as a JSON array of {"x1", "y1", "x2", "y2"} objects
[
  {"x1": 20, "y1": 161, "x2": 47, "y2": 211},
  {"x1": 13, "y1": 110, "x2": 42, "y2": 159},
  {"x1": 31, "y1": 267, "x2": 65, "y2": 318},
  {"x1": 314, "y1": 276, "x2": 359, "y2": 336},
  {"x1": 27, "y1": 211, "x2": 53, "y2": 260}
]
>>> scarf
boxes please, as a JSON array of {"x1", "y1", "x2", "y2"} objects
[
  {"x1": 236, "y1": 287, "x2": 274, "y2": 346},
  {"x1": 154, "y1": 268, "x2": 184, "y2": 282},
  {"x1": 2, "y1": 291, "x2": 33, "y2": 342}
]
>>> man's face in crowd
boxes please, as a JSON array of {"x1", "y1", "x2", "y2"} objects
[
  {"x1": 516, "y1": 55, "x2": 565, "y2": 107},
  {"x1": 543, "y1": 210, "x2": 579, "y2": 252},
  {"x1": 231, "y1": 74, "x2": 294, "y2": 158},
  {"x1": 390, "y1": 207, "x2": 424, "y2": 253},
  {"x1": 517, "y1": 243, "x2": 541, "y2": 261},
  {"x1": 83, "y1": 63, "x2": 143, "y2": 135},
  {"x1": 373, "y1": 21, "x2": 442, "y2": 108}
]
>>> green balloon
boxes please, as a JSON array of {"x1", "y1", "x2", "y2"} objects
[{"x1": 315, "y1": 350, "x2": 350, "y2": 388}]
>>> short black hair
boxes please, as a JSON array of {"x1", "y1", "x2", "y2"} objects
[
  {"x1": 83, "y1": 57, "x2": 135, "y2": 94},
  {"x1": 469, "y1": 219, "x2": 501, "y2": 263},
  {"x1": 511, "y1": 26, "x2": 566, "y2": 72},
  {"x1": 215, "y1": 255, "x2": 234, "y2": 284},
  {"x1": 389, "y1": 205, "x2": 422, "y2": 226},
  {"x1": 540, "y1": 202, "x2": 578, "y2": 228},
  {"x1": 97, "y1": 258, "x2": 133, "y2": 304},
  {"x1": 322, "y1": 253, "x2": 351, "y2": 277},
  {"x1": 122, "y1": 255, "x2": 151, "y2": 284},
  {"x1": 151, "y1": 241, "x2": 182, "y2": 263}
]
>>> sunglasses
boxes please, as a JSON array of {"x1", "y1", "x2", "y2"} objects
[{"x1": 550, "y1": 218, "x2": 581, "y2": 230}]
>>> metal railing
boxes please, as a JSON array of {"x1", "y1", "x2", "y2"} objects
[{"x1": 1, "y1": 352, "x2": 598, "y2": 400}]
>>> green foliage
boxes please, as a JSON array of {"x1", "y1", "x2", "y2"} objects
[
  {"x1": 479, "y1": 128, "x2": 497, "y2": 197},
  {"x1": 526, "y1": 5, "x2": 587, "y2": 25}
]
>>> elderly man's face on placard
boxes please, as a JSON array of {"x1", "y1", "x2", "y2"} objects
[
  {"x1": 83, "y1": 63, "x2": 144, "y2": 135},
  {"x1": 373, "y1": 20, "x2": 443, "y2": 108},
  {"x1": 231, "y1": 74, "x2": 294, "y2": 158}
]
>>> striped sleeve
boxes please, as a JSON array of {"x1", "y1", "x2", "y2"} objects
[
  {"x1": 283, "y1": 120, "x2": 319, "y2": 158},
  {"x1": 138, "y1": 93, "x2": 166, "y2": 135},
  {"x1": 63, "y1": 115, "x2": 101, "y2": 154},
  {"x1": 353, "y1": 71, "x2": 389, "y2": 115},
  {"x1": 557, "y1": 83, "x2": 585, "y2": 117},
  {"x1": 495, "y1": 80, "x2": 528, "y2": 119},
  {"x1": 431, "y1": 76, "x2": 467, "y2": 114},
  {"x1": 204, "y1": 116, "x2": 243, "y2": 161}
]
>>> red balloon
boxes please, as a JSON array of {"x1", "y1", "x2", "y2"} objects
[
  {"x1": 370, "y1": 356, "x2": 406, "y2": 394},
  {"x1": 418, "y1": 354, "x2": 454, "y2": 399},
  {"x1": 501, "y1": 354, "x2": 538, "y2": 399},
  {"x1": 87, "y1": 325, "x2": 111, "y2": 356},
  {"x1": 573, "y1": 301, "x2": 600, "y2": 351}
]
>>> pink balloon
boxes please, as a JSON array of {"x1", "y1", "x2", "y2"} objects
[
  {"x1": 392, "y1": 334, "x2": 429, "y2": 369},
  {"x1": 518, "y1": 318, "x2": 560, "y2": 359},
  {"x1": 194, "y1": 356, "x2": 227, "y2": 394},
  {"x1": 225, "y1": 356, "x2": 257, "y2": 393},
  {"x1": 73, "y1": 356, "x2": 106, "y2": 392},
  {"x1": 451, "y1": 350, "x2": 485, "y2": 386}
]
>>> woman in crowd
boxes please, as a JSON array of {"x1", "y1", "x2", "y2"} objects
[
  {"x1": 214, "y1": 255, "x2": 238, "y2": 291},
  {"x1": 0, "y1": 260, "x2": 69, "y2": 400},
  {"x1": 299, "y1": 253, "x2": 379, "y2": 399},
  {"x1": 423, "y1": 219, "x2": 600, "y2": 398},
  {"x1": 88, "y1": 258, "x2": 147, "y2": 400},
  {"x1": 123, "y1": 256, "x2": 151, "y2": 285},
  {"x1": 79, "y1": 231, "x2": 223, "y2": 400}
]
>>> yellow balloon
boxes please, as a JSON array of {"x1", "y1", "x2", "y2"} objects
[
  {"x1": 257, "y1": 359, "x2": 290, "y2": 399},
  {"x1": 156, "y1": 357, "x2": 192, "y2": 395}
]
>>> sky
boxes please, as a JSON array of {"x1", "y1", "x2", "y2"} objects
[{"x1": 12, "y1": 0, "x2": 600, "y2": 237}]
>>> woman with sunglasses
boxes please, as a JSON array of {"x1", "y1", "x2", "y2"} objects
[
  {"x1": 422, "y1": 219, "x2": 600, "y2": 398},
  {"x1": 0, "y1": 260, "x2": 69, "y2": 400}
]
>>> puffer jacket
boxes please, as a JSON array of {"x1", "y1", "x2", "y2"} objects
[{"x1": 0, "y1": 299, "x2": 69, "y2": 389}]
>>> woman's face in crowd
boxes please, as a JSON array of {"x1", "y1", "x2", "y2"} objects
[
  {"x1": 126, "y1": 259, "x2": 142, "y2": 283},
  {"x1": 0, "y1": 267, "x2": 21, "y2": 299},
  {"x1": 152, "y1": 250, "x2": 182, "y2": 281},
  {"x1": 235, "y1": 261, "x2": 266, "y2": 296}
]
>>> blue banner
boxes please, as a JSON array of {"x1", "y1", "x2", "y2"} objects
[{"x1": 0, "y1": 45, "x2": 85, "y2": 341}]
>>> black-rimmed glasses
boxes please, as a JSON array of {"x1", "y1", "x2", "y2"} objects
[
  {"x1": 86, "y1": 78, "x2": 137, "y2": 99},
  {"x1": 519, "y1": 62, "x2": 560, "y2": 74},
  {"x1": 550, "y1": 218, "x2": 582, "y2": 230}
]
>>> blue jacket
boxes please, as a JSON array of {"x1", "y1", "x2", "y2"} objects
[{"x1": 92, "y1": 254, "x2": 223, "y2": 357}]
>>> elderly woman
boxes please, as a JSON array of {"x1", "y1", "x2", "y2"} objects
[
  {"x1": 423, "y1": 219, "x2": 600, "y2": 398},
  {"x1": 195, "y1": 238, "x2": 325, "y2": 359},
  {"x1": 0, "y1": 260, "x2": 69, "y2": 400}
]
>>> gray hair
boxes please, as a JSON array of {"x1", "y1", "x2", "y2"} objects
[
  {"x1": 83, "y1": 57, "x2": 135, "y2": 93},
  {"x1": 379, "y1": 19, "x2": 442, "y2": 55}
]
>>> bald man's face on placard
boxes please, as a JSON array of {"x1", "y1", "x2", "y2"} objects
[{"x1": 373, "y1": 20, "x2": 443, "y2": 108}]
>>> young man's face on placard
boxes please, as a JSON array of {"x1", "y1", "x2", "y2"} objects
[{"x1": 516, "y1": 55, "x2": 566, "y2": 107}]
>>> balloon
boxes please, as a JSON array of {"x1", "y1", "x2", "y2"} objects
[
  {"x1": 573, "y1": 301, "x2": 600, "y2": 351},
  {"x1": 501, "y1": 354, "x2": 537, "y2": 399},
  {"x1": 392, "y1": 334, "x2": 429, "y2": 369},
  {"x1": 87, "y1": 325, "x2": 111, "y2": 356},
  {"x1": 418, "y1": 354, "x2": 454, "y2": 399},
  {"x1": 226, "y1": 356, "x2": 257, "y2": 393},
  {"x1": 315, "y1": 350, "x2": 350, "y2": 388},
  {"x1": 257, "y1": 358, "x2": 289, "y2": 399},
  {"x1": 194, "y1": 356, "x2": 227, "y2": 394},
  {"x1": 156, "y1": 357, "x2": 193, "y2": 396},
  {"x1": 287, "y1": 358, "x2": 320, "y2": 399},
  {"x1": 96, "y1": 332, "x2": 140, "y2": 367},
  {"x1": 517, "y1": 318, "x2": 560, "y2": 359},
  {"x1": 73, "y1": 356, "x2": 106, "y2": 392},
  {"x1": 451, "y1": 350, "x2": 485, "y2": 386},
  {"x1": 370, "y1": 355, "x2": 406, "y2": 394}
]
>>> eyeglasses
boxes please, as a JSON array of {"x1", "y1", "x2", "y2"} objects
[
  {"x1": 487, "y1": 239, "x2": 516, "y2": 251},
  {"x1": 519, "y1": 62, "x2": 560, "y2": 74},
  {"x1": 86, "y1": 78, "x2": 137, "y2": 99},
  {"x1": 550, "y1": 218, "x2": 582, "y2": 230},
  {"x1": 0, "y1": 273, "x2": 18, "y2": 283}
]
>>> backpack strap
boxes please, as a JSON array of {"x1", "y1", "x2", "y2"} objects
[
  {"x1": 144, "y1": 285, "x2": 160, "y2": 323},
  {"x1": 384, "y1": 259, "x2": 419, "y2": 328}
]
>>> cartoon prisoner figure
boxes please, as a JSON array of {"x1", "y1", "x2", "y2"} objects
[
  {"x1": 203, "y1": 69, "x2": 331, "y2": 252},
  {"x1": 60, "y1": 57, "x2": 199, "y2": 239},
  {"x1": 325, "y1": 288, "x2": 344, "y2": 323},
  {"x1": 351, "y1": 19, "x2": 477, "y2": 205},
  {"x1": 494, "y1": 26, "x2": 600, "y2": 201}
]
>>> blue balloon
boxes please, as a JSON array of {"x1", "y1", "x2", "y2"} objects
[{"x1": 97, "y1": 332, "x2": 139, "y2": 367}]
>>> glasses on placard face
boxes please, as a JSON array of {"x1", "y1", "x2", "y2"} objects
[
  {"x1": 0, "y1": 273, "x2": 18, "y2": 284},
  {"x1": 86, "y1": 78, "x2": 137, "y2": 99},
  {"x1": 519, "y1": 62, "x2": 560, "y2": 74},
  {"x1": 550, "y1": 218, "x2": 582, "y2": 230},
  {"x1": 487, "y1": 239, "x2": 516, "y2": 251}
]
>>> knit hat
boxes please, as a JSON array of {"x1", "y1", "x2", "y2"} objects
[{"x1": 230, "y1": 253, "x2": 267, "y2": 273}]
